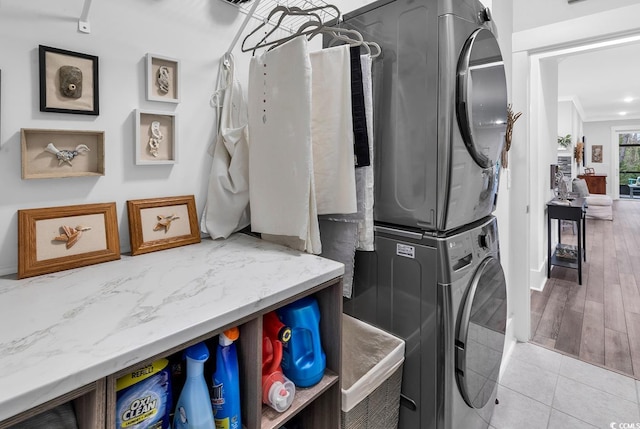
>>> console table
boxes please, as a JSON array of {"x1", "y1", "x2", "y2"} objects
[{"x1": 547, "y1": 198, "x2": 587, "y2": 284}]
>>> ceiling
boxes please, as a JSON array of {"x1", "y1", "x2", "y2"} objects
[{"x1": 557, "y1": 40, "x2": 640, "y2": 122}]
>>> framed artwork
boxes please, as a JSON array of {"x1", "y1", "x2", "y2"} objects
[
  {"x1": 39, "y1": 45, "x2": 99, "y2": 115},
  {"x1": 18, "y1": 203, "x2": 120, "y2": 279},
  {"x1": 135, "y1": 109, "x2": 177, "y2": 164},
  {"x1": 21, "y1": 128, "x2": 105, "y2": 179},
  {"x1": 592, "y1": 145, "x2": 603, "y2": 163},
  {"x1": 146, "y1": 53, "x2": 180, "y2": 103},
  {"x1": 126, "y1": 195, "x2": 200, "y2": 256}
]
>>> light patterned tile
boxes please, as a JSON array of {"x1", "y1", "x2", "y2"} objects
[
  {"x1": 547, "y1": 409, "x2": 598, "y2": 429},
  {"x1": 489, "y1": 385, "x2": 551, "y2": 429},
  {"x1": 553, "y1": 376, "x2": 640, "y2": 428},
  {"x1": 499, "y1": 354, "x2": 558, "y2": 405},
  {"x1": 559, "y1": 354, "x2": 637, "y2": 402},
  {"x1": 510, "y1": 341, "x2": 563, "y2": 373}
]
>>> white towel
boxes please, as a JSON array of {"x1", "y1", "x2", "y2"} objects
[
  {"x1": 309, "y1": 45, "x2": 357, "y2": 215},
  {"x1": 357, "y1": 54, "x2": 375, "y2": 251},
  {"x1": 201, "y1": 54, "x2": 250, "y2": 239},
  {"x1": 248, "y1": 36, "x2": 321, "y2": 254}
]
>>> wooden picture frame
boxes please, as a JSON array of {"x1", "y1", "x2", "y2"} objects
[
  {"x1": 21, "y1": 128, "x2": 105, "y2": 179},
  {"x1": 18, "y1": 203, "x2": 120, "y2": 279},
  {"x1": 39, "y1": 45, "x2": 99, "y2": 115},
  {"x1": 127, "y1": 195, "x2": 200, "y2": 256},
  {"x1": 591, "y1": 144, "x2": 603, "y2": 163},
  {"x1": 135, "y1": 109, "x2": 177, "y2": 164},
  {"x1": 146, "y1": 53, "x2": 180, "y2": 103}
]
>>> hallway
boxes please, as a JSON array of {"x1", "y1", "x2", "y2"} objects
[{"x1": 531, "y1": 199, "x2": 640, "y2": 379}]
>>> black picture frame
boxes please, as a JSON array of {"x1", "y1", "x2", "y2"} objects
[{"x1": 39, "y1": 45, "x2": 99, "y2": 115}]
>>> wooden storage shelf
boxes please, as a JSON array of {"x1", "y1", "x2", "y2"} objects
[
  {"x1": 105, "y1": 278, "x2": 343, "y2": 429},
  {"x1": 0, "y1": 379, "x2": 105, "y2": 429},
  {"x1": 261, "y1": 370, "x2": 339, "y2": 429}
]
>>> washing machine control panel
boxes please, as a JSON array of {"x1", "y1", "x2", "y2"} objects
[{"x1": 448, "y1": 233, "x2": 474, "y2": 271}]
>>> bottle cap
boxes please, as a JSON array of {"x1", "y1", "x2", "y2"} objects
[
  {"x1": 220, "y1": 327, "x2": 240, "y2": 345},
  {"x1": 265, "y1": 376, "x2": 295, "y2": 412}
]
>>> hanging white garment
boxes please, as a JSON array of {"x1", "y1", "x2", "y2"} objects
[
  {"x1": 201, "y1": 54, "x2": 250, "y2": 239},
  {"x1": 357, "y1": 54, "x2": 375, "y2": 251},
  {"x1": 248, "y1": 36, "x2": 321, "y2": 254},
  {"x1": 309, "y1": 45, "x2": 357, "y2": 215}
]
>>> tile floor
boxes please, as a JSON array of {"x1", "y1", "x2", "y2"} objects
[{"x1": 489, "y1": 341, "x2": 640, "y2": 429}]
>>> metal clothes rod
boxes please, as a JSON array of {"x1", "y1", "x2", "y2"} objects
[{"x1": 226, "y1": 0, "x2": 263, "y2": 56}]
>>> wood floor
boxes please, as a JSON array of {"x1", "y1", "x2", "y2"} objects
[{"x1": 531, "y1": 199, "x2": 640, "y2": 379}]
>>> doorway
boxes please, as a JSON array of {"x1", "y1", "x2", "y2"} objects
[
  {"x1": 510, "y1": 8, "x2": 640, "y2": 345},
  {"x1": 613, "y1": 127, "x2": 640, "y2": 200}
]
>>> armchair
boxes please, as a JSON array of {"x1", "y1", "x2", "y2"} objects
[{"x1": 572, "y1": 178, "x2": 613, "y2": 220}]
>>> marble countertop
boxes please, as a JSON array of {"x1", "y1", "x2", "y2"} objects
[{"x1": 0, "y1": 233, "x2": 344, "y2": 422}]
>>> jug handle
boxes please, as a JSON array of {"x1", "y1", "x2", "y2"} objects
[
  {"x1": 262, "y1": 337, "x2": 274, "y2": 373},
  {"x1": 267, "y1": 339, "x2": 283, "y2": 374}
]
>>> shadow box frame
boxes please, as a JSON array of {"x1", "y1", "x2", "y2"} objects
[
  {"x1": 21, "y1": 128, "x2": 105, "y2": 179},
  {"x1": 135, "y1": 109, "x2": 178, "y2": 165},
  {"x1": 126, "y1": 195, "x2": 200, "y2": 256},
  {"x1": 146, "y1": 53, "x2": 180, "y2": 104},
  {"x1": 18, "y1": 202, "x2": 120, "y2": 279},
  {"x1": 39, "y1": 45, "x2": 99, "y2": 115}
]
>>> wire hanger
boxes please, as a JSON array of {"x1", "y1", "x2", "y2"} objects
[
  {"x1": 241, "y1": 3, "x2": 343, "y2": 54},
  {"x1": 242, "y1": 7, "x2": 322, "y2": 54}
]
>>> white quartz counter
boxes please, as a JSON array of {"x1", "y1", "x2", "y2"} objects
[{"x1": 0, "y1": 233, "x2": 344, "y2": 422}]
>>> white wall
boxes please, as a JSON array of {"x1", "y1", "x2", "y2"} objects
[
  {"x1": 512, "y1": 0, "x2": 640, "y2": 32},
  {"x1": 0, "y1": 0, "x2": 260, "y2": 274},
  {"x1": 557, "y1": 99, "x2": 584, "y2": 179}
]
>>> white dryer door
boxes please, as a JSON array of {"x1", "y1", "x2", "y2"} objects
[
  {"x1": 455, "y1": 256, "x2": 507, "y2": 408},
  {"x1": 456, "y1": 28, "x2": 508, "y2": 169}
]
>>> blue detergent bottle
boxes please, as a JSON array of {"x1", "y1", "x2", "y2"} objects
[
  {"x1": 277, "y1": 296, "x2": 326, "y2": 387},
  {"x1": 173, "y1": 342, "x2": 215, "y2": 429},
  {"x1": 212, "y1": 327, "x2": 242, "y2": 429}
]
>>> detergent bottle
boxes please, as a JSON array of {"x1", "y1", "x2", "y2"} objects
[
  {"x1": 262, "y1": 311, "x2": 295, "y2": 412},
  {"x1": 277, "y1": 296, "x2": 326, "y2": 387},
  {"x1": 212, "y1": 327, "x2": 242, "y2": 429},
  {"x1": 173, "y1": 342, "x2": 215, "y2": 429}
]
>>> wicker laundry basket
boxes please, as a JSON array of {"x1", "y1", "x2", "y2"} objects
[{"x1": 341, "y1": 314, "x2": 405, "y2": 429}]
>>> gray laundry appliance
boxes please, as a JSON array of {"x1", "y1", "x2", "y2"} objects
[
  {"x1": 340, "y1": 0, "x2": 508, "y2": 232},
  {"x1": 345, "y1": 216, "x2": 507, "y2": 429}
]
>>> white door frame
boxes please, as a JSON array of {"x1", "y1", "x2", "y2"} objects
[{"x1": 611, "y1": 125, "x2": 640, "y2": 200}]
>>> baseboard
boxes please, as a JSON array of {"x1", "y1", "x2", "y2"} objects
[
  {"x1": 500, "y1": 317, "x2": 516, "y2": 380},
  {"x1": 530, "y1": 260, "x2": 548, "y2": 292}
]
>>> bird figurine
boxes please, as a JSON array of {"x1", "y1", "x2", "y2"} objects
[
  {"x1": 45, "y1": 143, "x2": 90, "y2": 166},
  {"x1": 53, "y1": 225, "x2": 92, "y2": 249},
  {"x1": 154, "y1": 214, "x2": 180, "y2": 233}
]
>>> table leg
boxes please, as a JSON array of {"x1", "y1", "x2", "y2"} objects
[
  {"x1": 577, "y1": 218, "x2": 582, "y2": 285},
  {"x1": 547, "y1": 214, "x2": 551, "y2": 279},
  {"x1": 582, "y1": 212, "x2": 586, "y2": 261}
]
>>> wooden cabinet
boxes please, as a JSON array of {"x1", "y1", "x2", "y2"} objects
[
  {"x1": 105, "y1": 279, "x2": 343, "y2": 429},
  {"x1": 0, "y1": 235, "x2": 344, "y2": 429},
  {"x1": 0, "y1": 381, "x2": 105, "y2": 429},
  {"x1": 578, "y1": 174, "x2": 607, "y2": 194}
]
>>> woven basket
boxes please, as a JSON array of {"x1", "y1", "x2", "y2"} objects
[{"x1": 341, "y1": 365, "x2": 403, "y2": 429}]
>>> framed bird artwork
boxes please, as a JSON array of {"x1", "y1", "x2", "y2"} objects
[{"x1": 126, "y1": 195, "x2": 200, "y2": 256}]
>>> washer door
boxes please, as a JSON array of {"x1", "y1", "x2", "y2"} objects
[
  {"x1": 455, "y1": 256, "x2": 507, "y2": 409},
  {"x1": 456, "y1": 28, "x2": 508, "y2": 169}
]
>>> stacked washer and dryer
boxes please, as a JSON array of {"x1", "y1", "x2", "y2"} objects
[{"x1": 338, "y1": 0, "x2": 509, "y2": 428}]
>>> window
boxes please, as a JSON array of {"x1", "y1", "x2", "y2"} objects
[{"x1": 619, "y1": 132, "x2": 640, "y2": 185}]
